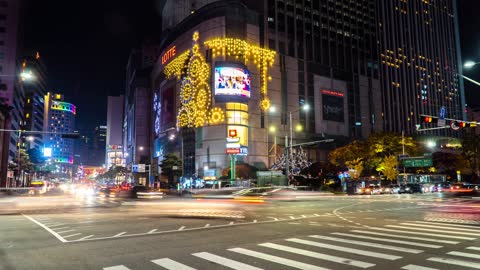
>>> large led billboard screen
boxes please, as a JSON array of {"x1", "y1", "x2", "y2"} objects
[{"x1": 214, "y1": 67, "x2": 251, "y2": 98}]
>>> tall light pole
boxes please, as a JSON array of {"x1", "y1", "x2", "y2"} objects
[{"x1": 286, "y1": 104, "x2": 310, "y2": 179}]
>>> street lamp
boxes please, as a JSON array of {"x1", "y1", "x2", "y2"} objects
[
  {"x1": 464, "y1": 61, "x2": 480, "y2": 69},
  {"x1": 286, "y1": 103, "x2": 310, "y2": 179}
]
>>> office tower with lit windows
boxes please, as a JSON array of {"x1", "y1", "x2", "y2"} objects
[
  {"x1": 43, "y1": 93, "x2": 76, "y2": 164},
  {"x1": 106, "y1": 95, "x2": 125, "y2": 169},
  {"x1": 21, "y1": 51, "x2": 47, "y2": 151},
  {"x1": 376, "y1": 0, "x2": 465, "y2": 135}
]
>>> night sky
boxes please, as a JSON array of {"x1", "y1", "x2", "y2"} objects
[{"x1": 23, "y1": 0, "x2": 480, "y2": 135}]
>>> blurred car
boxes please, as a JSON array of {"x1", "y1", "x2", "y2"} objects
[
  {"x1": 359, "y1": 187, "x2": 373, "y2": 195},
  {"x1": 132, "y1": 185, "x2": 163, "y2": 199},
  {"x1": 400, "y1": 183, "x2": 423, "y2": 194},
  {"x1": 371, "y1": 185, "x2": 383, "y2": 195}
]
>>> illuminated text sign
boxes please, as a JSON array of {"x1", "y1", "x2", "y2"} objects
[
  {"x1": 321, "y1": 89, "x2": 344, "y2": 97},
  {"x1": 162, "y1": 46, "x2": 176, "y2": 65}
]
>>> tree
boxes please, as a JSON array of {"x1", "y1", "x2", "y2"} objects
[
  {"x1": 11, "y1": 149, "x2": 35, "y2": 185},
  {"x1": 462, "y1": 131, "x2": 480, "y2": 180},
  {"x1": 159, "y1": 153, "x2": 182, "y2": 184},
  {"x1": 376, "y1": 155, "x2": 398, "y2": 181},
  {"x1": 345, "y1": 158, "x2": 364, "y2": 179},
  {"x1": 271, "y1": 147, "x2": 312, "y2": 176},
  {"x1": 328, "y1": 140, "x2": 365, "y2": 168}
]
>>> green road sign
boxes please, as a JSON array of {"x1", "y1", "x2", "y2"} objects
[{"x1": 402, "y1": 158, "x2": 433, "y2": 167}]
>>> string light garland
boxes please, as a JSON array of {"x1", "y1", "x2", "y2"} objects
[
  {"x1": 204, "y1": 38, "x2": 276, "y2": 111},
  {"x1": 163, "y1": 32, "x2": 277, "y2": 129}
]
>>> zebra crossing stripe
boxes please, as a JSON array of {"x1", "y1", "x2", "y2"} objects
[
  {"x1": 309, "y1": 235, "x2": 423, "y2": 254},
  {"x1": 349, "y1": 230, "x2": 459, "y2": 244},
  {"x1": 400, "y1": 222, "x2": 480, "y2": 233},
  {"x1": 259, "y1": 242, "x2": 375, "y2": 268},
  {"x1": 151, "y1": 258, "x2": 197, "y2": 270},
  {"x1": 331, "y1": 232, "x2": 442, "y2": 248},
  {"x1": 286, "y1": 238, "x2": 402, "y2": 260},
  {"x1": 401, "y1": 264, "x2": 439, "y2": 270},
  {"x1": 368, "y1": 227, "x2": 475, "y2": 240},
  {"x1": 228, "y1": 247, "x2": 329, "y2": 270},
  {"x1": 192, "y1": 252, "x2": 263, "y2": 270},
  {"x1": 447, "y1": 251, "x2": 480, "y2": 259},
  {"x1": 427, "y1": 257, "x2": 480, "y2": 269},
  {"x1": 103, "y1": 266, "x2": 131, "y2": 270},
  {"x1": 467, "y1": 246, "x2": 480, "y2": 251},
  {"x1": 385, "y1": 225, "x2": 479, "y2": 236},
  {"x1": 413, "y1": 221, "x2": 480, "y2": 229}
]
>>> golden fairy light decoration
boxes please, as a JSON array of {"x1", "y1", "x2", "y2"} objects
[{"x1": 204, "y1": 38, "x2": 276, "y2": 111}]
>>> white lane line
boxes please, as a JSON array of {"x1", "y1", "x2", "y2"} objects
[
  {"x1": 447, "y1": 251, "x2": 480, "y2": 259},
  {"x1": 309, "y1": 235, "x2": 423, "y2": 254},
  {"x1": 289, "y1": 216, "x2": 296, "y2": 219},
  {"x1": 385, "y1": 225, "x2": 479, "y2": 236},
  {"x1": 103, "y1": 265, "x2": 131, "y2": 270},
  {"x1": 367, "y1": 227, "x2": 475, "y2": 240},
  {"x1": 228, "y1": 248, "x2": 328, "y2": 270},
  {"x1": 253, "y1": 220, "x2": 257, "y2": 223},
  {"x1": 467, "y1": 246, "x2": 480, "y2": 251},
  {"x1": 114, "y1": 232, "x2": 126, "y2": 237},
  {"x1": 229, "y1": 222, "x2": 235, "y2": 225},
  {"x1": 57, "y1": 230, "x2": 75, "y2": 234},
  {"x1": 152, "y1": 258, "x2": 197, "y2": 270},
  {"x1": 77, "y1": 235, "x2": 94, "y2": 240},
  {"x1": 413, "y1": 221, "x2": 480, "y2": 229},
  {"x1": 22, "y1": 214, "x2": 67, "y2": 243},
  {"x1": 427, "y1": 257, "x2": 480, "y2": 269},
  {"x1": 331, "y1": 233, "x2": 442, "y2": 248},
  {"x1": 204, "y1": 224, "x2": 210, "y2": 228},
  {"x1": 52, "y1": 227, "x2": 69, "y2": 231},
  {"x1": 63, "y1": 233, "x2": 81, "y2": 238},
  {"x1": 192, "y1": 252, "x2": 262, "y2": 270},
  {"x1": 349, "y1": 230, "x2": 459, "y2": 244},
  {"x1": 148, "y1": 229, "x2": 158, "y2": 234},
  {"x1": 259, "y1": 242, "x2": 375, "y2": 268},
  {"x1": 178, "y1": 226, "x2": 186, "y2": 231},
  {"x1": 287, "y1": 238, "x2": 401, "y2": 260},
  {"x1": 400, "y1": 222, "x2": 480, "y2": 232},
  {"x1": 401, "y1": 264, "x2": 439, "y2": 270}
]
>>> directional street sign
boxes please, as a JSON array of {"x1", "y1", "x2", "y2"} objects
[
  {"x1": 439, "y1": 106, "x2": 446, "y2": 119},
  {"x1": 402, "y1": 158, "x2": 433, "y2": 168}
]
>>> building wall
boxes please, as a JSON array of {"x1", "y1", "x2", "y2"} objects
[
  {"x1": 377, "y1": 0, "x2": 464, "y2": 136},
  {"x1": 106, "y1": 95, "x2": 125, "y2": 168}
]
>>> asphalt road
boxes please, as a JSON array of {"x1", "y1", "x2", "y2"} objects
[{"x1": 1, "y1": 193, "x2": 480, "y2": 270}]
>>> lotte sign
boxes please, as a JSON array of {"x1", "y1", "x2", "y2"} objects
[{"x1": 226, "y1": 148, "x2": 240, "y2": 154}]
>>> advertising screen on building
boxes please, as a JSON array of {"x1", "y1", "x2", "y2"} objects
[
  {"x1": 322, "y1": 90, "x2": 344, "y2": 122},
  {"x1": 214, "y1": 67, "x2": 251, "y2": 98}
]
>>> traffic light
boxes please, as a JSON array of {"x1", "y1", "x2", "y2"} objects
[
  {"x1": 422, "y1": 116, "x2": 436, "y2": 123},
  {"x1": 458, "y1": 122, "x2": 477, "y2": 128}
]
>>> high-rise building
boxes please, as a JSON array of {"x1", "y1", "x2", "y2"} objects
[
  {"x1": 21, "y1": 51, "x2": 47, "y2": 151},
  {"x1": 43, "y1": 93, "x2": 76, "y2": 164},
  {"x1": 123, "y1": 44, "x2": 159, "y2": 184},
  {"x1": 376, "y1": 0, "x2": 465, "y2": 135},
  {"x1": 148, "y1": 0, "x2": 382, "y2": 183},
  {"x1": 0, "y1": 0, "x2": 25, "y2": 186},
  {"x1": 92, "y1": 125, "x2": 107, "y2": 166},
  {"x1": 106, "y1": 95, "x2": 125, "y2": 169}
]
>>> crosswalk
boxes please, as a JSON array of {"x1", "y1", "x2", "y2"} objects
[{"x1": 103, "y1": 220, "x2": 480, "y2": 270}]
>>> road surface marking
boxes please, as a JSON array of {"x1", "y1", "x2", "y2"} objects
[
  {"x1": 401, "y1": 264, "x2": 438, "y2": 270},
  {"x1": 192, "y1": 252, "x2": 262, "y2": 270},
  {"x1": 427, "y1": 257, "x2": 480, "y2": 269},
  {"x1": 204, "y1": 224, "x2": 210, "y2": 227},
  {"x1": 413, "y1": 221, "x2": 480, "y2": 229},
  {"x1": 385, "y1": 225, "x2": 479, "y2": 236},
  {"x1": 349, "y1": 230, "x2": 459, "y2": 244},
  {"x1": 178, "y1": 226, "x2": 186, "y2": 231},
  {"x1": 103, "y1": 266, "x2": 131, "y2": 270},
  {"x1": 22, "y1": 215, "x2": 67, "y2": 243},
  {"x1": 331, "y1": 233, "x2": 442, "y2": 248},
  {"x1": 48, "y1": 223, "x2": 66, "y2": 227},
  {"x1": 228, "y1": 248, "x2": 328, "y2": 270},
  {"x1": 368, "y1": 227, "x2": 475, "y2": 240},
  {"x1": 400, "y1": 222, "x2": 480, "y2": 232},
  {"x1": 467, "y1": 246, "x2": 480, "y2": 251},
  {"x1": 52, "y1": 227, "x2": 69, "y2": 231},
  {"x1": 57, "y1": 230, "x2": 75, "y2": 234},
  {"x1": 148, "y1": 229, "x2": 157, "y2": 234},
  {"x1": 77, "y1": 235, "x2": 94, "y2": 240},
  {"x1": 287, "y1": 238, "x2": 401, "y2": 260},
  {"x1": 289, "y1": 216, "x2": 295, "y2": 219},
  {"x1": 63, "y1": 233, "x2": 81, "y2": 238},
  {"x1": 114, "y1": 232, "x2": 126, "y2": 237},
  {"x1": 259, "y1": 242, "x2": 375, "y2": 268},
  {"x1": 447, "y1": 251, "x2": 480, "y2": 259},
  {"x1": 309, "y1": 235, "x2": 423, "y2": 254},
  {"x1": 152, "y1": 258, "x2": 197, "y2": 270},
  {"x1": 253, "y1": 220, "x2": 257, "y2": 223},
  {"x1": 229, "y1": 222, "x2": 234, "y2": 225}
]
